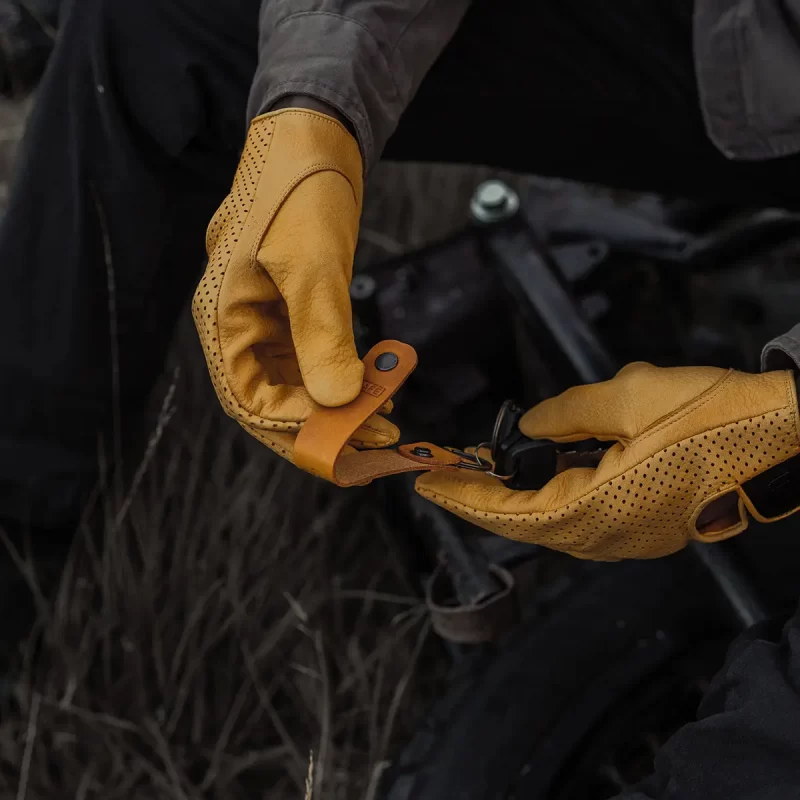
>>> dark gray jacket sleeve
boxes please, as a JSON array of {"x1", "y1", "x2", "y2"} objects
[
  {"x1": 611, "y1": 334, "x2": 800, "y2": 798},
  {"x1": 616, "y1": 607, "x2": 800, "y2": 800},
  {"x1": 762, "y1": 324, "x2": 800, "y2": 374},
  {"x1": 248, "y1": 1, "x2": 472, "y2": 173},
  {"x1": 694, "y1": 0, "x2": 800, "y2": 161}
]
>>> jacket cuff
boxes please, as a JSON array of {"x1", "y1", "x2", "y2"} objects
[
  {"x1": 247, "y1": 12, "x2": 406, "y2": 175},
  {"x1": 761, "y1": 324, "x2": 800, "y2": 373}
]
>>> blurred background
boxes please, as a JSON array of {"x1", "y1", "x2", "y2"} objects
[
  {"x1": 3, "y1": 3, "x2": 800, "y2": 799},
  {"x1": 0, "y1": 4, "x2": 537, "y2": 797}
]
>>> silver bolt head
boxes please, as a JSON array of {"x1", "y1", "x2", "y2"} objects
[{"x1": 470, "y1": 180, "x2": 520, "y2": 224}]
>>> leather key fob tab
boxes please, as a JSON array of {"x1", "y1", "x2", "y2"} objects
[{"x1": 294, "y1": 340, "x2": 463, "y2": 486}]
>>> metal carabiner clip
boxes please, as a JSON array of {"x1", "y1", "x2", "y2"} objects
[
  {"x1": 482, "y1": 400, "x2": 613, "y2": 490},
  {"x1": 444, "y1": 401, "x2": 612, "y2": 490},
  {"x1": 444, "y1": 446, "x2": 494, "y2": 473}
]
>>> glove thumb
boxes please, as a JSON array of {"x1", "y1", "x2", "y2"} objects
[
  {"x1": 259, "y1": 170, "x2": 364, "y2": 408},
  {"x1": 520, "y1": 363, "x2": 728, "y2": 444}
]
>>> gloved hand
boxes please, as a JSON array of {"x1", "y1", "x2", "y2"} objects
[
  {"x1": 193, "y1": 109, "x2": 398, "y2": 467},
  {"x1": 416, "y1": 363, "x2": 800, "y2": 560}
]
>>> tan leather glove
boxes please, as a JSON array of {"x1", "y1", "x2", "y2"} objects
[
  {"x1": 193, "y1": 109, "x2": 398, "y2": 466},
  {"x1": 416, "y1": 363, "x2": 800, "y2": 560}
]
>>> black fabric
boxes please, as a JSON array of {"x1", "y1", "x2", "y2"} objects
[
  {"x1": 386, "y1": 0, "x2": 800, "y2": 204},
  {"x1": 624, "y1": 611, "x2": 800, "y2": 800},
  {"x1": 0, "y1": 0, "x2": 262, "y2": 529}
]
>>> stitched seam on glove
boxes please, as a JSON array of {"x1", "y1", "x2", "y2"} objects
[
  {"x1": 253, "y1": 108, "x2": 357, "y2": 139},
  {"x1": 243, "y1": 424, "x2": 292, "y2": 458},
  {"x1": 591, "y1": 405, "x2": 799, "y2": 512},
  {"x1": 637, "y1": 369, "x2": 733, "y2": 445},
  {"x1": 246, "y1": 163, "x2": 358, "y2": 266},
  {"x1": 195, "y1": 117, "x2": 302, "y2": 435},
  {"x1": 784, "y1": 370, "x2": 800, "y2": 442},
  {"x1": 637, "y1": 373, "x2": 796, "y2": 458}
]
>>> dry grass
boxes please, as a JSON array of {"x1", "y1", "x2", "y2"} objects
[
  {"x1": 0, "y1": 317, "x2": 450, "y2": 798},
  {"x1": 0, "y1": 83, "x2": 539, "y2": 797},
  {"x1": 0, "y1": 96, "x2": 508, "y2": 796}
]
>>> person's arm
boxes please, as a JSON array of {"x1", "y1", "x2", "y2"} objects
[
  {"x1": 616, "y1": 606, "x2": 800, "y2": 799},
  {"x1": 269, "y1": 94, "x2": 357, "y2": 138},
  {"x1": 249, "y1": 1, "x2": 473, "y2": 173},
  {"x1": 195, "y1": 3, "x2": 471, "y2": 472}
]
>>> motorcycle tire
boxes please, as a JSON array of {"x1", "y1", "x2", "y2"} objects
[{"x1": 383, "y1": 553, "x2": 732, "y2": 800}]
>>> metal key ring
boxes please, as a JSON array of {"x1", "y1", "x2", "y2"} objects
[
  {"x1": 447, "y1": 443, "x2": 517, "y2": 481},
  {"x1": 445, "y1": 446, "x2": 493, "y2": 472},
  {"x1": 490, "y1": 399, "x2": 517, "y2": 457},
  {"x1": 475, "y1": 440, "x2": 518, "y2": 481}
]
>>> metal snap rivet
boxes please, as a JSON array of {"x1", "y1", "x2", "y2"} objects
[
  {"x1": 375, "y1": 352, "x2": 399, "y2": 372},
  {"x1": 411, "y1": 447, "x2": 433, "y2": 458}
]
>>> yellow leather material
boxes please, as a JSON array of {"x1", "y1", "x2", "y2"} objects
[
  {"x1": 416, "y1": 363, "x2": 800, "y2": 560},
  {"x1": 293, "y1": 340, "x2": 462, "y2": 486},
  {"x1": 193, "y1": 109, "x2": 398, "y2": 466},
  {"x1": 294, "y1": 341, "x2": 417, "y2": 481}
]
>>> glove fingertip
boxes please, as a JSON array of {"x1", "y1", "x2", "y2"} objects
[
  {"x1": 414, "y1": 475, "x2": 445, "y2": 505},
  {"x1": 414, "y1": 472, "x2": 439, "y2": 492},
  {"x1": 305, "y1": 357, "x2": 365, "y2": 407},
  {"x1": 518, "y1": 403, "x2": 561, "y2": 439},
  {"x1": 349, "y1": 416, "x2": 400, "y2": 449},
  {"x1": 414, "y1": 469, "x2": 498, "y2": 499}
]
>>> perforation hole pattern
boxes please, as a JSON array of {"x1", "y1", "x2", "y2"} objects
[
  {"x1": 424, "y1": 408, "x2": 799, "y2": 560},
  {"x1": 190, "y1": 117, "x2": 295, "y2": 460}
]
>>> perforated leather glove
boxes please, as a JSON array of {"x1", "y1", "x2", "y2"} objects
[
  {"x1": 193, "y1": 109, "x2": 398, "y2": 467},
  {"x1": 416, "y1": 363, "x2": 800, "y2": 560}
]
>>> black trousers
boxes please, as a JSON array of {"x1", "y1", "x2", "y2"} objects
[{"x1": 5, "y1": 0, "x2": 800, "y2": 530}]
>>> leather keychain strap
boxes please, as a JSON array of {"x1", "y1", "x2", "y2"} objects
[{"x1": 294, "y1": 340, "x2": 463, "y2": 486}]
